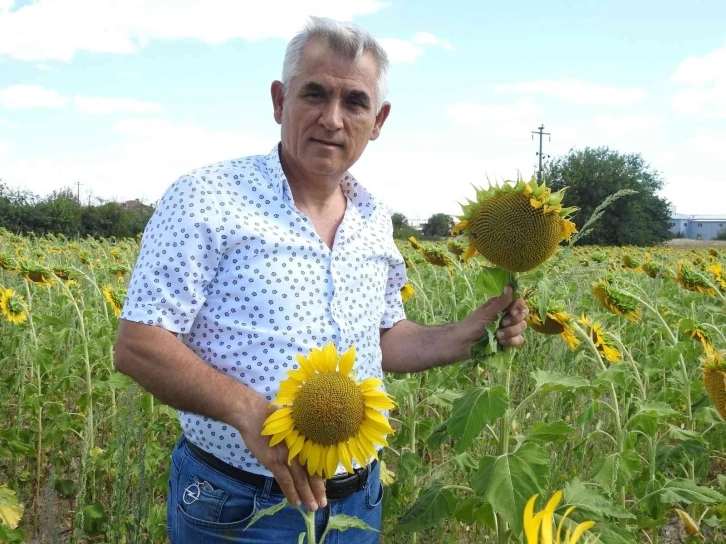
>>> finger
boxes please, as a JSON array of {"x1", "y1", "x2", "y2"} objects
[
  {"x1": 497, "y1": 321, "x2": 528, "y2": 340},
  {"x1": 309, "y1": 474, "x2": 327, "y2": 508},
  {"x1": 289, "y1": 458, "x2": 318, "y2": 511},
  {"x1": 271, "y1": 465, "x2": 302, "y2": 508},
  {"x1": 500, "y1": 334, "x2": 525, "y2": 347}
]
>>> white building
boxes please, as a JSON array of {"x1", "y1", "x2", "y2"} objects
[{"x1": 669, "y1": 214, "x2": 726, "y2": 241}]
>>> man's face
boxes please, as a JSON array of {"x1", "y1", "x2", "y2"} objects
[{"x1": 272, "y1": 38, "x2": 390, "y2": 180}]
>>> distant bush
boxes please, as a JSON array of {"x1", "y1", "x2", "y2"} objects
[{"x1": 715, "y1": 227, "x2": 726, "y2": 241}]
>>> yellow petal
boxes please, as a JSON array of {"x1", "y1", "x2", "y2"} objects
[
  {"x1": 568, "y1": 520, "x2": 596, "y2": 543},
  {"x1": 295, "y1": 354, "x2": 316, "y2": 377},
  {"x1": 523, "y1": 183, "x2": 533, "y2": 197},
  {"x1": 325, "y1": 443, "x2": 339, "y2": 478},
  {"x1": 268, "y1": 428, "x2": 292, "y2": 447},
  {"x1": 354, "y1": 433, "x2": 378, "y2": 460},
  {"x1": 541, "y1": 490, "x2": 562, "y2": 543},
  {"x1": 319, "y1": 343, "x2": 339, "y2": 373},
  {"x1": 363, "y1": 390, "x2": 396, "y2": 410},
  {"x1": 530, "y1": 198, "x2": 544, "y2": 209},
  {"x1": 286, "y1": 368, "x2": 308, "y2": 383},
  {"x1": 556, "y1": 505, "x2": 577, "y2": 543},
  {"x1": 358, "y1": 377, "x2": 384, "y2": 392},
  {"x1": 284, "y1": 429, "x2": 299, "y2": 449},
  {"x1": 307, "y1": 443, "x2": 322, "y2": 477},
  {"x1": 347, "y1": 436, "x2": 367, "y2": 467},
  {"x1": 338, "y1": 441, "x2": 354, "y2": 474},
  {"x1": 359, "y1": 423, "x2": 389, "y2": 447},
  {"x1": 299, "y1": 439, "x2": 312, "y2": 465},
  {"x1": 523, "y1": 494, "x2": 541, "y2": 544},
  {"x1": 263, "y1": 407, "x2": 292, "y2": 424},
  {"x1": 261, "y1": 416, "x2": 294, "y2": 437},
  {"x1": 362, "y1": 416, "x2": 395, "y2": 436},
  {"x1": 287, "y1": 434, "x2": 306, "y2": 465},
  {"x1": 451, "y1": 220, "x2": 469, "y2": 236},
  {"x1": 274, "y1": 394, "x2": 297, "y2": 406},
  {"x1": 338, "y1": 345, "x2": 356, "y2": 376},
  {"x1": 463, "y1": 244, "x2": 477, "y2": 261}
]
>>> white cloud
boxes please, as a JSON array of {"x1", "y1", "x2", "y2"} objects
[
  {"x1": 0, "y1": 117, "x2": 21, "y2": 128},
  {"x1": 670, "y1": 40, "x2": 726, "y2": 119},
  {"x1": 445, "y1": 98, "x2": 548, "y2": 139},
  {"x1": 377, "y1": 38, "x2": 425, "y2": 63},
  {"x1": 593, "y1": 114, "x2": 666, "y2": 134},
  {"x1": 411, "y1": 31, "x2": 453, "y2": 51},
  {"x1": 0, "y1": 140, "x2": 11, "y2": 156},
  {"x1": 0, "y1": 0, "x2": 13, "y2": 13},
  {"x1": 35, "y1": 63, "x2": 53, "y2": 71},
  {"x1": 494, "y1": 78, "x2": 647, "y2": 106},
  {"x1": 0, "y1": 0, "x2": 387, "y2": 62},
  {"x1": 0, "y1": 84, "x2": 68, "y2": 110},
  {"x1": 74, "y1": 96, "x2": 163, "y2": 114},
  {"x1": 378, "y1": 31, "x2": 453, "y2": 63}
]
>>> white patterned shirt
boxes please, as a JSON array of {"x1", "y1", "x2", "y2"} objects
[{"x1": 121, "y1": 144, "x2": 408, "y2": 476}]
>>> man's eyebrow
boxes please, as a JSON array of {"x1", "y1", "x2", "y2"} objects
[
  {"x1": 346, "y1": 90, "x2": 371, "y2": 105},
  {"x1": 299, "y1": 82, "x2": 329, "y2": 95}
]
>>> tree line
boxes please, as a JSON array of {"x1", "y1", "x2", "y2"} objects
[
  {"x1": 393, "y1": 147, "x2": 677, "y2": 247},
  {"x1": 1, "y1": 147, "x2": 682, "y2": 245},
  {"x1": 0, "y1": 182, "x2": 155, "y2": 239}
]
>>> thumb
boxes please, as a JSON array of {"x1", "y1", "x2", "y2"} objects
[{"x1": 481, "y1": 284, "x2": 514, "y2": 316}]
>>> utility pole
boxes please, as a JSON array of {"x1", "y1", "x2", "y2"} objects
[
  {"x1": 76, "y1": 181, "x2": 82, "y2": 204},
  {"x1": 531, "y1": 124, "x2": 551, "y2": 182}
]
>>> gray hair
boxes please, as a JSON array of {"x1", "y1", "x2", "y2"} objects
[{"x1": 282, "y1": 16, "x2": 390, "y2": 112}]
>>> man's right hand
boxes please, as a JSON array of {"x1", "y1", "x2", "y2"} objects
[{"x1": 237, "y1": 391, "x2": 327, "y2": 512}]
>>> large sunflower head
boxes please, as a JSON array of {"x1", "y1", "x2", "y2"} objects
[
  {"x1": 676, "y1": 262, "x2": 716, "y2": 297},
  {"x1": 261, "y1": 343, "x2": 396, "y2": 478},
  {"x1": 452, "y1": 178, "x2": 577, "y2": 272},
  {"x1": 102, "y1": 284, "x2": 126, "y2": 317},
  {"x1": 0, "y1": 288, "x2": 28, "y2": 325},
  {"x1": 446, "y1": 239, "x2": 467, "y2": 259},
  {"x1": 408, "y1": 236, "x2": 422, "y2": 250},
  {"x1": 702, "y1": 350, "x2": 726, "y2": 421},
  {"x1": 642, "y1": 261, "x2": 667, "y2": 279},
  {"x1": 578, "y1": 315, "x2": 622, "y2": 363},
  {"x1": 0, "y1": 252, "x2": 16, "y2": 272},
  {"x1": 591, "y1": 280, "x2": 642, "y2": 323}
]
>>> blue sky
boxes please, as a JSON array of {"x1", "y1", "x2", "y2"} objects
[{"x1": 1, "y1": 0, "x2": 725, "y2": 221}]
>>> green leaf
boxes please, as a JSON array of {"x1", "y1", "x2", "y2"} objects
[
  {"x1": 562, "y1": 478, "x2": 635, "y2": 520},
  {"x1": 246, "y1": 498, "x2": 288, "y2": 529},
  {"x1": 472, "y1": 442, "x2": 549, "y2": 534},
  {"x1": 634, "y1": 401, "x2": 679, "y2": 419},
  {"x1": 392, "y1": 483, "x2": 457, "y2": 533},
  {"x1": 447, "y1": 386, "x2": 509, "y2": 452},
  {"x1": 532, "y1": 370, "x2": 590, "y2": 391},
  {"x1": 523, "y1": 420, "x2": 572, "y2": 444},
  {"x1": 426, "y1": 421, "x2": 450, "y2": 449},
  {"x1": 593, "y1": 451, "x2": 641, "y2": 494},
  {"x1": 326, "y1": 514, "x2": 378, "y2": 533},
  {"x1": 454, "y1": 497, "x2": 495, "y2": 529},
  {"x1": 657, "y1": 479, "x2": 725, "y2": 506},
  {"x1": 398, "y1": 452, "x2": 422, "y2": 484},
  {"x1": 106, "y1": 371, "x2": 133, "y2": 390},
  {"x1": 298, "y1": 533, "x2": 305, "y2": 544},
  {"x1": 475, "y1": 267, "x2": 510, "y2": 297},
  {"x1": 718, "y1": 474, "x2": 726, "y2": 490}
]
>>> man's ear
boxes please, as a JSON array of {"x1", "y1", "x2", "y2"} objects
[
  {"x1": 370, "y1": 102, "x2": 391, "y2": 141},
  {"x1": 271, "y1": 80, "x2": 285, "y2": 125}
]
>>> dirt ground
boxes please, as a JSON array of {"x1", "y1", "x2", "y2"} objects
[{"x1": 664, "y1": 239, "x2": 726, "y2": 249}]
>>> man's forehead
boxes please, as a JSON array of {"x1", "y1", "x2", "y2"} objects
[{"x1": 294, "y1": 39, "x2": 379, "y2": 92}]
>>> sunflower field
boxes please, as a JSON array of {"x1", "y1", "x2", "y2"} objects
[{"x1": 1, "y1": 210, "x2": 726, "y2": 542}]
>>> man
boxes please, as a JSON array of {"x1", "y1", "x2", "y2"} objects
[{"x1": 114, "y1": 16, "x2": 527, "y2": 544}]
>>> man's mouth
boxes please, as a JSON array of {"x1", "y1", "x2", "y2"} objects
[{"x1": 311, "y1": 138, "x2": 343, "y2": 148}]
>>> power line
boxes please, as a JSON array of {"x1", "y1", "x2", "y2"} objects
[{"x1": 531, "y1": 124, "x2": 551, "y2": 182}]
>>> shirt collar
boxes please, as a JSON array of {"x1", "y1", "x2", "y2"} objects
[{"x1": 265, "y1": 143, "x2": 377, "y2": 221}]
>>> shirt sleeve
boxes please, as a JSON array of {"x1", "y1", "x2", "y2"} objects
[
  {"x1": 120, "y1": 175, "x2": 223, "y2": 334},
  {"x1": 380, "y1": 226, "x2": 408, "y2": 329}
]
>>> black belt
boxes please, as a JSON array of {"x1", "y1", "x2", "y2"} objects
[{"x1": 186, "y1": 440, "x2": 377, "y2": 501}]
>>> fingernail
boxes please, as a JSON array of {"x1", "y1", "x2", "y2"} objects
[
  {"x1": 501, "y1": 319, "x2": 510, "y2": 327},
  {"x1": 310, "y1": 501, "x2": 318, "y2": 512},
  {"x1": 321, "y1": 497, "x2": 328, "y2": 508},
  {"x1": 504, "y1": 285, "x2": 512, "y2": 296},
  {"x1": 497, "y1": 330, "x2": 505, "y2": 339}
]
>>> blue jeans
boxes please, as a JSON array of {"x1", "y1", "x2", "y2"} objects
[{"x1": 167, "y1": 436, "x2": 383, "y2": 543}]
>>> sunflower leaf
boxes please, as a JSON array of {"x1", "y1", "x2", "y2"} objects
[
  {"x1": 447, "y1": 386, "x2": 509, "y2": 453},
  {"x1": 474, "y1": 267, "x2": 510, "y2": 298},
  {"x1": 657, "y1": 479, "x2": 725, "y2": 506},
  {"x1": 0, "y1": 486, "x2": 24, "y2": 529},
  {"x1": 522, "y1": 420, "x2": 572, "y2": 444},
  {"x1": 472, "y1": 442, "x2": 549, "y2": 535},
  {"x1": 326, "y1": 514, "x2": 378, "y2": 534},
  {"x1": 562, "y1": 478, "x2": 635, "y2": 520},
  {"x1": 532, "y1": 370, "x2": 591, "y2": 391},
  {"x1": 392, "y1": 483, "x2": 457, "y2": 533},
  {"x1": 245, "y1": 498, "x2": 288, "y2": 529}
]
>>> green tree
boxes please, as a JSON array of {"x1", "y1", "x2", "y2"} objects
[
  {"x1": 544, "y1": 147, "x2": 672, "y2": 246},
  {"x1": 422, "y1": 213, "x2": 455, "y2": 238},
  {"x1": 391, "y1": 212, "x2": 409, "y2": 229},
  {"x1": 715, "y1": 227, "x2": 726, "y2": 241}
]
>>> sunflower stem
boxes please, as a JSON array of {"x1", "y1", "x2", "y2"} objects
[
  {"x1": 304, "y1": 508, "x2": 316, "y2": 543},
  {"x1": 407, "y1": 390, "x2": 418, "y2": 544},
  {"x1": 496, "y1": 349, "x2": 515, "y2": 544}
]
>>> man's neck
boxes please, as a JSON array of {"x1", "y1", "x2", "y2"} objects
[{"x1": 279, "y1": 146, "x2": 345, "y2": 217}]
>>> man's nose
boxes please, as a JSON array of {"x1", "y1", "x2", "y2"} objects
[{"x1": 319, "y1": 100, "x2": 344, "y2": 131}]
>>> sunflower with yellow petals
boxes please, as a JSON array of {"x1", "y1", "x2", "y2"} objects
[
  {"x1": 578, "y1": 316, "x2": 621, "y2": 363},
  {"x1": 102, "y1": 284, "x2": 126, "y2": 317},
  {"x1": 525, "y1": 300, "x2": 580, "y2": 350},
  {"x1": 0, "y1": 287, "x2": 28, "y2": 325},
  {"x1": 707, "y1": 262, "x2": 726, "y2": 290},
  {"x1": 591, "y1": 280, "x2": 642, "y2": 323},
  {"x1": 400, "y1": 283, "x2": 416, "y2": 302},
  {"x1": 451, "y1": 178, "x2": 577, "y2": 272},
  {"x1": 524, "y1": 490, "x2": 597, "y2": 544},
  {"x1": 702, "y1": 349, "x2": 726, "y2": 421},
  {"x1": 262, "y1": 343, "x2": 395, "y2": 478},
  {"x1": 676, "y1": 262, "x2": 716, "y2": 297}
]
